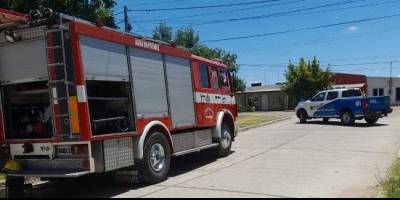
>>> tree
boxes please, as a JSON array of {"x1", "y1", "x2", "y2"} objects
[
  {"x1": 282, "y1": 57, "x2": 335, "y2": 103},
  {"x1": 152, "y1": 22, "x2": 172, "y2": 43},
  {"x1": 175, "y1": 26, "x2": 199, "y2": 49},
  {"x1": 0, "y1": 0, "x2": 117, "y2": 28}
]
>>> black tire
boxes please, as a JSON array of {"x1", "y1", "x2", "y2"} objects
[
  {"x1": 216, "y1": 123, "x2": 233, "y2": 157},
  {"x1": 298, "y1": 109, "x2": 308, "y2": 124},
  {"x1": 138, "y1": 132, "x2": 171, "y2": 185},
  {"x1": 365, "y1": 117, "x2": 379, "y2": 125},
  {"x1": 323, "y1": 118, "x2": 329, "y2": 123},
  {"x1": 340, "y1": 110, "x2": 355, "y2": 126}
]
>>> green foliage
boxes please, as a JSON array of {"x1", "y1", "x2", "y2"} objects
[
  {"x1": 383, "y1": 159, "x2": 400, "y2": 198},
  {"x1": 0, "y1": 0, "x2": 117, "y2": 28},
  {"x1": 152, "y1": 22, "x2": 172, "y2": 43},
  {"x1": 247, "y1": 96, "x2": 257, "y2": 112},
  {"x1": 282, "y1": 57, "x2": 335, "y2": 102},
  {"x1": 175, "y1": 26, "x2": 199, "y2": 49}
]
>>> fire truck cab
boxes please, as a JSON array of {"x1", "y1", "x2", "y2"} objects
[{"x1": 0, "y1": 10, "x2": 238, "y2": 191}]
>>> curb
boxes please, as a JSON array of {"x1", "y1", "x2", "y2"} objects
[{"x1": 238, "y1": 116, "x2": 292, "y2": 132}]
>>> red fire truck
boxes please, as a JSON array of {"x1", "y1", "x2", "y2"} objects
[{"x1": 0, "y1": 9, "x2": 238, "y2": 191}]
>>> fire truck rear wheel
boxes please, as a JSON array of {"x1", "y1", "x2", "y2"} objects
[
  {"x1": 139, "y1": 132, "x2": 171, "y2": 185},
  {"x1": 216, "y1": 123, "x2": 233, "y2": 157}
]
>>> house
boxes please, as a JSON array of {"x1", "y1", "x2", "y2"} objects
[
  {"x1": 236, "y1": 85, "x2": 289, "y2": 112},
  {"x1": 367, "y1": 77, "x2": 400, "y2": 105},
  {"x1": 334, "y1": 73, "x2": 367, "y2": 94}
]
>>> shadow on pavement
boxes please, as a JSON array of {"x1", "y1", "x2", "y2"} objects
[
  {"x1": 296, "y1": 120, "x2": 388, "y2": 128},
  {"x1": 19, "y1": 150, "x2": 233, "y2": 198}
]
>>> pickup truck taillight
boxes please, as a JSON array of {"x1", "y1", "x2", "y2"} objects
[{"x1": 362, "y1": 99, "x2": 368, "y2": 110}]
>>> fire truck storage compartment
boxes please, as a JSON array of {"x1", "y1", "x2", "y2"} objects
[
  {"x1": 79, "y1": 36, "x2": 135, "y2": 135},
  {"x1": 91, "y1": 137, "x2": 134, "y2": 172},
  {"x1": 130, "y1": 48, "x2": 169, "y2": 119},
  {"x1": 0, "y1": 38, "x2": 48, "y2": 84},
  {"x1": 1, "y1": 81, "x2": 53, "y2": 139},
  {"x1": 86, "y1": 81, "x2": 135, "y2": 135},
  {"x1": 164, "y1": 55, "x2": 195, "y2": 128}
]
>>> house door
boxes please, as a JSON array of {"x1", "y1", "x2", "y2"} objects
[
  {"x1": 396, "y1": 88, "x2": 400, "y2": 103},
  {"x1": 261, "y1": 95, "x2": 268, "y2": 111}
]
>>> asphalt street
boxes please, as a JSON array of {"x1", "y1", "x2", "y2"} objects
[{"x1": 20, "y1": 109, "x2": 400, "y2": 198}]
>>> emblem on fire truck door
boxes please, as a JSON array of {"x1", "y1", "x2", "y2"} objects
[{"x1": 204, "y1": 107, "x2": 214, "y2": 119}]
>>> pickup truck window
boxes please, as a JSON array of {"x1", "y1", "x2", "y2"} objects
[
  {"x1": 342, "y1": 89, "x2": 362, "y2": 98},
  {"x1": 327, "y1": 91, "x2": 339, "y2": 100},
  {"x1": 312, "y1": 92, "x2": 326, "y2": 102}
]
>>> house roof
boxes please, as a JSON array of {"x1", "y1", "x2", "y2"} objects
[{"x1": 237, "y1": 85, "x2": 282, "y2": 94}]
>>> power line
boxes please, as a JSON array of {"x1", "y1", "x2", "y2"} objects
[
  {"x1": 133, "y1": 0, "x2": 398, "y2": 24},
  {"x1": 126, "y1": 0, "x2": 188, "y2": 7},
  {"x1": 239, "y1": 60, "x2": 400, "y2": 69},
  {"x1": 239, "y1": 55, "x2": 400, "y2": 67},
  {"x1": 132, "y1": 0, "x2": 306, "y2": 23},
  {"x1": 329, "y1": 61, "x2": 400, "y2": 67},
  {"x1": 191, "y1": 0, "x2": 367, "y2": 26},
  {"x1": 281, "y1": 0, "x2": 400, "y2": 18},
  {"x1": 126, "y1": 0, "x2": 282, "y2": 12},
  {"x1": 203, "y1": 13, "x2": 400, "y2": 43},
  {"x1": 133, "y1": 0, "x2": 383, "y2": 33}
]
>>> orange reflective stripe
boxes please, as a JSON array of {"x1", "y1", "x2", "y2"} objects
[{"x1": 69, "y1": 96, "x2": 80, "y2": 135}]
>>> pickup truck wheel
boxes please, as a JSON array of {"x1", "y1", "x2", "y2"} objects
[
  {"x1": 138, "y1": 132, "x2": 171, "y2": 184},
  {"x1": 323, "y1": 118, "x2": 329, "y2": 123},
  {"x1": 298, "y1": 110, "x2": 308, "y2": 124},
  {"x1": 340, "y1": 111, "x2": 355, "y2": 126},
  {"x1": 365, "y1": 117, "x2": 379, "y2": 125}
]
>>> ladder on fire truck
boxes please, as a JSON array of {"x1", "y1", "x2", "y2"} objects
[{"x1": 44, "y1": 24, "x2": 74, "y2": 139}]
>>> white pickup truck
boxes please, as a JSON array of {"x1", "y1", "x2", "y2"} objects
[{"x1": 295, "y1": 88, "x2": 392, "y2": 125}]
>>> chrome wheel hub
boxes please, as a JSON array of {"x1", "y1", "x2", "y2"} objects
[
  {"x1": 149, "y1": 143, "x2": 165, "y2": 172},
  {"x1": 221, "y1": 129, "x2": 232, "y2": 149},
  {"x1": 343, "y1": 113, "x2": 351, "y2": 123}
]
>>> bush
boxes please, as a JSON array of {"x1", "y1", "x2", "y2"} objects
[{"x1": 383, "y1": 159, "x2": 400, "y2": 198}]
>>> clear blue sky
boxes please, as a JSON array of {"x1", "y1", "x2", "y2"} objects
[{"x1": 113, "y1": 0, "x2": 400, "y2": 86}]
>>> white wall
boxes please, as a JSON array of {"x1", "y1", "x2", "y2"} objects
[{"x1": 367, "y1": 77, "x2": 400, "y2": 105}]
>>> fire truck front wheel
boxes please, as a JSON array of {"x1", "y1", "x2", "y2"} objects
[
  {"x1": 217, "y1": 123, "x2": 233, "y2": 157},
  {"x1": 139, "y1": 132, "x2": 171, "y2": 184}
]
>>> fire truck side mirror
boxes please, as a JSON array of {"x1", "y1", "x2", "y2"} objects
[{"x1": 230, "y1": 73, "x2": 236, "y2": 95}]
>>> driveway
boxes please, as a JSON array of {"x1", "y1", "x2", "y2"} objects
[{"x1": 22, "y1": 110, "x2": 400, "y2": 198}]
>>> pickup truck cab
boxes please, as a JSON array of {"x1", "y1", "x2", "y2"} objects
[{"x1": 295, "y1": 88, "x2": 393, "y2": 125}]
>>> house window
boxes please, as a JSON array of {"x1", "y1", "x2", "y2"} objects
[
  {"x1": 373, "y1": 88, "x2": 385, "y2": 96},
  {"x1": 199, "y1": 64, "x2": 210, "y2": 88},
  {"x1": 396, "y1": 88, "x2": 400, "y2": 101},
  {"x1": 379, "y1": 88, "x2": 384, "y2": 96}
]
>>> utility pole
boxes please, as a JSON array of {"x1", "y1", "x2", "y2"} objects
[
  {"x1": 389, "y1": 61, "x2": 393, "y2": 95},
  {"x1": 123, "y1": 6, "x2": 131, "y2": 33}
]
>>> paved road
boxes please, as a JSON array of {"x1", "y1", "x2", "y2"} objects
[{"x1": 25, "y1": 109, "x2": 400, "y2": 198}]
